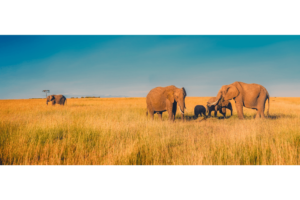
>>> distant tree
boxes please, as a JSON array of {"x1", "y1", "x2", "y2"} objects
[{"x1": 42, "y1": 90, "x2": 50, "y2": 98}]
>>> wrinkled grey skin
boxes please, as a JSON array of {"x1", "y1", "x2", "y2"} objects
[{"x1": 46, "y1": 95, "x2": 67, "y2": 106}]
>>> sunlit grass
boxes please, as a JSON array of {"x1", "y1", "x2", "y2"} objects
[{"x1": 0, "y1": 97, "x2": 299, "y2": 165}]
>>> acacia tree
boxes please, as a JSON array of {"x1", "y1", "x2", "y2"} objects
[{"x1": 42, "y1": 90, "x2": 50, "y2": 98}]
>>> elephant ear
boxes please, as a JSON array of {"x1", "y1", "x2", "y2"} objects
[
  {"x1": 182, "y1": 87, "x2": 187, "y2": 97},
  {"x1": 224, "y1": 85, "x2": 239, "y2": 100},
  {"x1": 165, "y1": 90, "x2": 174, "y2": 103}
]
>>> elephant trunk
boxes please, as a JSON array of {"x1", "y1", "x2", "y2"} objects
[
  {"x1": 209, "y1": 91, "x2": 223, "y2": 106},
  {"x1": 178, "y1": 101, "x2": 185, "y2": 114}
]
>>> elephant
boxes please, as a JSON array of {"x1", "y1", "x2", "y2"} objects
[
  {"x1": 146, "y1": 85, "x2": 187, "y2": 121},
  {"x1": 207, "y1": 97, "x2": 232, "y2": 118},
  {"x1": 193, "y1": 105, "x2": 206, "y2": 119},
  {"x1": 46, "y1": 94, "x2": 67, "y2": 106},
  {"x1": 208, "y1": 81, "x2": 269, "y2": 119}
]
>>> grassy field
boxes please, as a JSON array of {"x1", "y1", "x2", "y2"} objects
[{"x1": 0, "y1": 97, "x2": 300, "y2": 165}]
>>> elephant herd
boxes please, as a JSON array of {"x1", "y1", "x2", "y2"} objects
[
  {"x1": 46, "y1": 81, "x2": 270, "y2": 121},
  {"x1": 146, "y1": 81, "x2": 270, "y2": 121}
]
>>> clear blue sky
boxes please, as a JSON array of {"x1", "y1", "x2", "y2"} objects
[{"x1": 1, "y1": 35, "x2": 300, "y2": 99}]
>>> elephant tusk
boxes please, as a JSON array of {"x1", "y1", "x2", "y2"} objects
[
  {"x1": 210, "y1": 100, "x2": 219, "y2": 105},
  {"x1": 179, "y1": 107, "x2": 184, "y2": 114}
]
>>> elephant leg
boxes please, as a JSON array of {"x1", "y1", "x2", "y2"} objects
[
  {"x1": 257, "y1": 93, "x2": 267, "y2": 119},
  {"x1": 260, "y1": 110, "x2": 265, "y2": 119},
  {"x1": 261, "y1": 103, "x2": 266, "y2": 118},
  {"x1": 255, "y1": 111, "x2": 261, "y2": 119},
  {"x1": 208, "y1": 107, "x2": 212, "y2": 117},
  {"x1": 148, "y1": 107, "x2": 154, "y2": 120},
  {"x1": 172, "y1": 102, "x2": 177, "y2": 121},
  {"x1": 214, "y1": 110, "x2": 217, "y2": 117},
  {"x1": 166, "y1": 103, "x2": 174, "y2": 121},
  {"x1": 257, "y1": 105, "x2": 265, "y2": 119},
  {"x1": 235, "y1": 103, "x2": 244, "y2": 119},
  {"x1": 150, "y1": 112, "x2": 154, "y2": 120},
  {"x1": 168, "y1": 109, "x2": 174, "y2": 121},
  {"x1": 231, "y1": 108, "x2": 233, "y2": 116}
]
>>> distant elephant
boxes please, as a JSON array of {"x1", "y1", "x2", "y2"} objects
[
  {"x1": 207, "y1": 97, "x2": 232, "y2": 117},
  {"x1": 193, "y1": 105, "x2": 206, "y2": 119},
  {"x1": 46, "y1": 95, "x2": 67, "y2": 106},
  {"x1": 208, "y1": 81, "x2": 269, "y2": 119},
  {"x1": 146, "y1": 85, "x2": 187, "y2": 121}
]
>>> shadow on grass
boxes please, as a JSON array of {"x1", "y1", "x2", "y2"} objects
[
  {"x1": 206, "y1": 115, "x2": 233, "y2": 120},
  {"x1": 155, "y1": 113, "x2": 234, "y2": 122},
  {"x1": 247, "y1": 113, "x2": 296, "y2": 120},
  {"x1": 176, "y1": 113, "x2": 294, "y2": 121},
  {"x1": 183, "y1": 114, "x2": 235, "y2": 122},
  {"x1": 266, "y1": 114, "x2": 296, "y2": 119}
]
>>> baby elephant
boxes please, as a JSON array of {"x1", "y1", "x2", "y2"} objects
[
  {"x1": 207, "y1": 98, "x2": 232, "y2": 118},
  {"x1": 193, "y1": 105, "x2": 206, "y2": 119}
]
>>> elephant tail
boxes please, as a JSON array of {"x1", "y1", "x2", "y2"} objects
[{"x1": 146, "y1": 111, "x2": 148, "y2": 116}]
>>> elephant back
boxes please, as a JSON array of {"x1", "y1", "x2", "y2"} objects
[{"x1": 56, "y1": 94, "x2": 66, "y2": 104}]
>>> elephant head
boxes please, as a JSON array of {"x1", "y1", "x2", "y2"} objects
[
  {"x1": 46, "y1": 95, "x2": 55, "y2": 105},
  {"x1": 209, "y1": 83, "x2": 240, "y2": 106},
  {"x1": 165, "y1": 86, "x2": 187, "y2": 114}
]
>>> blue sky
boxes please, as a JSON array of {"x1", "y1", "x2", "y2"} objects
[{"x1": 1, "y1": 35, "x2": 300, "y2": 99}]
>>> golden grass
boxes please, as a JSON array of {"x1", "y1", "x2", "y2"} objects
[{"x1": 0, "y1": 97, "x2": 300, "y2": 165}]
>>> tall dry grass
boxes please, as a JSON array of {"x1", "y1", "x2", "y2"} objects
[{"x1": 0, "y1": 97, "x2": 299, "y2": 165}]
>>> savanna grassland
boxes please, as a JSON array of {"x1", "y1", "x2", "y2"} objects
[{"x1": 1, "y1": 97, "x2": 300, "y2": 165}]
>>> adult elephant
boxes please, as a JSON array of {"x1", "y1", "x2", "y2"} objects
[
  {"x1": 46, "y1": 94, "x2": 67, "y2": 106},
  {"x1": 208, "y1": 81, "x2": 269, "y2": 119},
  {"x1": 207, "y1": 97, "x2": 232, "y2": 117},
  {"x1": 146, "y1": 85, "x2": 187, "y2": 121}
]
